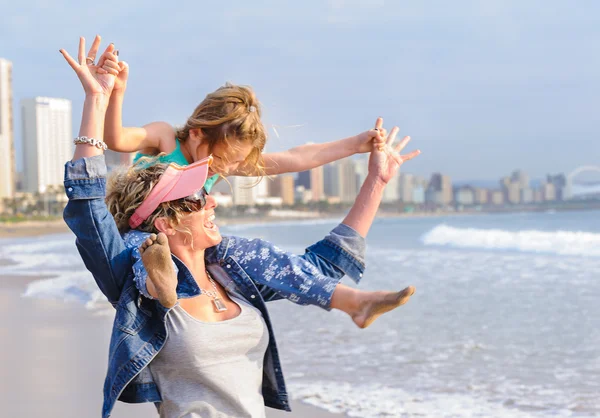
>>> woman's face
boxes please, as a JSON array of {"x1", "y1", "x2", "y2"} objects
[{"x1": 178, "y1": 194, "x2": 222, "y2": 249}]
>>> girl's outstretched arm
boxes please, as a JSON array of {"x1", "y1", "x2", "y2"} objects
[{"x1": 241, "y1": 117, "x2": 387, "y2": 176}]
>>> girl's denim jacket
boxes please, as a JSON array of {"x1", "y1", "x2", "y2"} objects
[{"x1": 63, "y1": 155, "x2": 366, "y2": 418}]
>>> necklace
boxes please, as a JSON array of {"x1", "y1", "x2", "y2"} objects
[{"x1": 201, "y1": 270, "x2": 227, "y2": 312}]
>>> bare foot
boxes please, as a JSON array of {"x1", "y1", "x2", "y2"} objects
[
  {"x1": 351, "y1": 286, "x2": 416, "y2": 329},
  {"x1": 139, "y1": 233, "x2": 178, "y2": 308}
]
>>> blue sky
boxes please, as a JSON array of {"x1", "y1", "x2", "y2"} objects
[{"x1": 1, "y1": 0, "x2": 599, "y2": 181}]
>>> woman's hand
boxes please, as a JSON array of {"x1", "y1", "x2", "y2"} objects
[
  {"x1": 59, "y1": 35, "x2": 119, "y2": 98},
  {"x1": 353, "y1": 117, "x2": 387, "y2": 153},
  {"x1": 367, "y1": 119, "x2": 420, "y2": 184}
]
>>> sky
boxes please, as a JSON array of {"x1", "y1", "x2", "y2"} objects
[{"x1": 1, "y1": 0, "x2": 599, "y2": 181}]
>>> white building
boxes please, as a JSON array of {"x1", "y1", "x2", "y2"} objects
[
  {"x1": 399, "y1": 173, "x2": 414, "y2": 203},
  {"x1": 21, "y1": 97, "x2": 72, "y2": 193},
  {"x1": 226, "y1": 176, "x2": 270, "y2": 206},
  {"x1": 338, "y1": 159, "x2": 357, "y2": 203},
  {"x1": 0, "y1": 58, "x2": 15, "y2": 199},
  {"x1": 382, "y1": 171, "x2": 400, "y2": 203}
]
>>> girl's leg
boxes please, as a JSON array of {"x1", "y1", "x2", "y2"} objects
[{"x1": 330, "y1": 284, "x2": 415, "y2": 328}]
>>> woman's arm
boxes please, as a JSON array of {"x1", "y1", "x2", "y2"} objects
[
  {"x1": 234, "y1": 118, "x2": 387, "y2": 176},
  {"x1": 61, "y1": 37, "x2": 134, "y2": 304}
]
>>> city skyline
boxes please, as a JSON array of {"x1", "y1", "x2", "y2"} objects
[{"x1": 2, "y1": 2, "x2": 600, "y2": 181}]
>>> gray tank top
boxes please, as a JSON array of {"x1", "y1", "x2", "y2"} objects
[{"x1": 150, "y1": 296, "x2": 270, "y2": 418}]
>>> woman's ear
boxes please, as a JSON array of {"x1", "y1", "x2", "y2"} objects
[{"x1": 154, "y1": 217, "x2": 176, "y2": 236}]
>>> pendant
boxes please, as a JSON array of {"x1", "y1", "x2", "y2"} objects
[{"x1": 213, "y1": 297, "x2": 228, "y2": 312}]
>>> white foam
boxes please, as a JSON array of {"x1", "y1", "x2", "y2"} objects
[
  {"x1": 0, "y1": 234, "x2": 109, "y2": 310},
  {"x1": 288, "y1": 381, "x2": 577, "y2": 418},
  {"x1": 421, "y1": 224, "x2": 600, "y2": 257},
  {"x1": 21, "y1": 271, "x2": 106, "y2": 306}
]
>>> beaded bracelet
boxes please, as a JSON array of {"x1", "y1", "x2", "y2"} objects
[{"x1": 74, "y1": 136, "x2": 108, "y2": 151}]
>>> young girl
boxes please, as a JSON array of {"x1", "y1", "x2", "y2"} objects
[
  {"x1": 86, "y1": 35, "x2": 417, "y2": 328},
  {"x1": 93, "y1": 34, "x2": 386, "y2": 190}
]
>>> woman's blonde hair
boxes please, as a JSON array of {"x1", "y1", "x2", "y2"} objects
[
  {"x1": 106, "y1": 162, "x2": 190, "y2": 234},
  {"x1": 175, "y1": 83, "x2": 267, "y2": 176}
]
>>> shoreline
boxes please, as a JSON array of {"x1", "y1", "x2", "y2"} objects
[{"x1": 3, "y1": 205, "x2": 600, "y2": 239}]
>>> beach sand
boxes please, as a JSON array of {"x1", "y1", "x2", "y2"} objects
[
  {"x1": 0, "y1": 272, "x2": 346, "y2": 418},
  {"x1": 0, "y1": 219, "x2": 70, "y2": 238}
]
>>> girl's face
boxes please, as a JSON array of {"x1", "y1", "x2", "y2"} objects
[{"x1": 208, "y1": 140, "x2": 254, "y2": 177}]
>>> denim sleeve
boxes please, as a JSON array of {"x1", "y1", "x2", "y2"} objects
[
  {"x1": 63, "y1": 155, "x2": 132, "y2": 305},
  {"x1": 225, "y1": 236, "x2": 340, "y2": 309},
  {"x1": 304, "y1": 223, "x2": 366, "y2": 283}
]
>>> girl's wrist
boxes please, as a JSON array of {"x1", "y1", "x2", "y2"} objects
[{"x1": 349, "y1": 134, "x2": 362, "y2": 153}]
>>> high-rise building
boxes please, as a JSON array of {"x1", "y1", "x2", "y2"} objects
[
  {"x1": 268, "y1": 174, "x2": 295, "y2": 206},
  {"x1": 521, "y1": 188, "x2": 534, "y2": 203},
  {"x1": 542, "y1": 182, "x2": 556, "y2": 201},
  {"x1": 338, "y1": 159, "x2": 357, "y2": 203},
  {"x1": 426, "y1": 173, "x2": 452, "y2": 205},
  {"x1": 354, "y1": 156, "x2": 368, "y2": 191},
  {"x1": 507, "y1": 182, "x2": 521, "y2": 204},
  {"x1": 0, "y1": 58, "x2": 15, "y2": 199},
  {"x1": 412, "y1": 185, "x2": 425, "y2": 204},
  {"x1": 21, "y1": 97, "x2": 72, "y2": 193},
  {"x1": 399, "y1": 173, "x2": 414, "y2": 203},
  {"x1": 547, "y1": 174, "x2": 566, "y2": 201},
  {"x1": 455, "y1": 186, "x2": 475, "y2": 206},
  {"x1": 310, "y1": 165, "x2": 325, "y2": 201},
  {"x1": 296, "y1": 170, "x2": 310, "y2": 189},
  {"x1": 474, "y1": 188, "x2": 489, "y2": 205},
  {"x1": 229, "y1": 176, "x2": 257, "y2": 206},
  {"x1": 323, "y1": 161, "x2": 339, "y2": 198},
  {"x1": 382, "y1": 171, "x2": 399, "y2": 203},
  {"x1": 502, "y1": 175, "x2": 521, "y2": 204},
  {"x1": 511, "y1": 170, "x2": 530, "y2": 190},
  {"x1": 491, "y1": 190, "x2": 504, "y2": 205}
]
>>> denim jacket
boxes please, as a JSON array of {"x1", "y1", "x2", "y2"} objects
[{"x1": 63, "y1": 155, "x2": 366, "y2": 418}]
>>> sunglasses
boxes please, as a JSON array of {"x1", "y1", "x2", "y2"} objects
[{"x1": 176, "y1": 187, "x2": 209, "y2": 213}]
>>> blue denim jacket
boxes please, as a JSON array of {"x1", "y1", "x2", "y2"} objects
[{"x1": 63, "y1": 155, "x2": 366, "y2": 418}]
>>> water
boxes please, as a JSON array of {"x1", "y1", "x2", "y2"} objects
[{"x1": 1, "y1": 211, "x2": 599, "y2": 417}]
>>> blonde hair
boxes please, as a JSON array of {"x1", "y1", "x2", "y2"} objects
[
  {"x1": 175, "y1": 82, "x2": 267, "y2": 176},
  {"x1": 106, "y1": 162, "x2": 190, "y2": 235}
]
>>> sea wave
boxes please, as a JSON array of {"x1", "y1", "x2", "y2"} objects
[
  {"x1": 288, "y1": 380, "x2": 575, "y2": 418},
  {"x1": 421, "y1": 224, "x2": 600, "y2": 257}
]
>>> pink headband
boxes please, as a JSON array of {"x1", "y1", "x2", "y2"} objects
[{"x1": 128, "y1": 156, "x2": 213, "y2": 229}]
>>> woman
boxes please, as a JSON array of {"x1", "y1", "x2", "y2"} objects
[{"x1": 61, "y1": 37, "x2": 419, "y2": 418}]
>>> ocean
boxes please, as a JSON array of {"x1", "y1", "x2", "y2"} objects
[{"x1": 1, "y1": 211, "x2": 599, "y2": 417}]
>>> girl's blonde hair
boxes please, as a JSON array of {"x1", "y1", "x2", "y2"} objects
[
  {"x1": 106, "y1": 162, "x2": 189, "y2": 234},
  {"x1": 175, "y1": 83, "x2": 267, "y2": 176}
]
